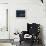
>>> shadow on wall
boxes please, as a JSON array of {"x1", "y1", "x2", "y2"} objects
[{"x1": 40, "y1": 25, "x2": 45, "y2": 46}]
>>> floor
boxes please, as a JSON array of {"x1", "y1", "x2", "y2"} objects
[
  {"x1": 0, "y1": 43, "x2": 12, "y2": 46},
  {"x1": 19, "y1": 41, "x2": 43, "y2": 46},
  {"x1": 0, "y1": 42, "x2": 43, "y2": 46},
  {"x1": 0, "y1": 40, "x2": 43, "y2": 46}
]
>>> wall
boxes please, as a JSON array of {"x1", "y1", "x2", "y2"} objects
[
  {"x1": 0, "y1": 4, "x2": 9, "y2": 39},
  {"x1": 0, "y1": 43, "x2": 13, "y2": 46},
  {"x1": 8, "y1": 0, "x2": 46, "y2": 46},
  {"x1": 0, "y1": 0, "x2": 8, "y2": 3},
  {"x1": 8, "y1": 0, "x2": 43, "y2": 40}
]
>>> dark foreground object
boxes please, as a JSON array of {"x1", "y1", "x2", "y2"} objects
[{"x1": 19, "y1": 41, "x2": 43, "y2": 46}]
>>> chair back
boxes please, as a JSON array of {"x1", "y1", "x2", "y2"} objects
[{"x1": 27, "y1": 23, "x2": 40, "y2": 35}]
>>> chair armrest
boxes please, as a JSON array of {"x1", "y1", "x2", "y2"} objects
[
  {"x1": 19, "y1": 31, "x2": 27, "y2": 41},
  {"x1": 22, "y1": 31, "x2": 28, "y2": 35}
]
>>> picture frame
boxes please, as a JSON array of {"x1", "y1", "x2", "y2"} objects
[{"x1": 16, "y1": 10, "x2": 25, "y2": 17}]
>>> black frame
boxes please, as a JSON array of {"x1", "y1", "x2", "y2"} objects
[{"x1": 16, "y1": 10, "x2": 25, "y2": 17}]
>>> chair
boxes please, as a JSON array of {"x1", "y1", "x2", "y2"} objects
[{"x1": 19, "y1": 23, "x2": 40, "y2": 46}]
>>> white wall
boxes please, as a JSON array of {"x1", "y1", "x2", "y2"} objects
[
  {"x1": 0, "y1": 0, "x2": 8, "y2": 3},
  {"x1": 8, "y1": 0, "x2": 46, "y2": 46},
  {"x1": 0, "y1": 4, "x2": 9, "y2": 39},
  {"x1": 0, "y1": 0, "x2": 13, "y2": 46},
  {"x1": 8, "y1": 0, "x2": 43, "y2": 38}
]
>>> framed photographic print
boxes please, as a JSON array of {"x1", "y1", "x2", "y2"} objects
[{"x1": 16, "y1": 10, "x2": 25, "y2": 17}]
